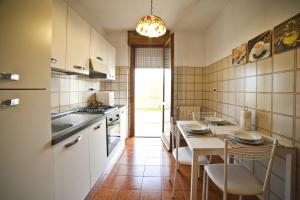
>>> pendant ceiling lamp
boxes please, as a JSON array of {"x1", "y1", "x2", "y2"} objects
[{"x1": 136, "y1": 0, "x2": 166, "y2": 38}]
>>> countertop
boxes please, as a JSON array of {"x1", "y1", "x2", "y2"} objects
[{"x1": 51, "y1": 105, "x2": 126, "y2": 145}]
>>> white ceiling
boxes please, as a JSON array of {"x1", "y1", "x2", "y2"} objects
[{"x1": 65, "y1": 0, "x2": 230, "y2": 33}]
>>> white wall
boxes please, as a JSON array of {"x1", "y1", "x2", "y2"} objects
[
  {"x1": 204, "y1": 0, "x2": 300, "y2": 65},
  {"x1": 106, "y1": 31, "x2": 129, "y2": 66},
  {"x1": 174, "y1": 31, "x2": 205, "y2": 67},
  {"x1": 105, "y1": 30, "x2": 206, "y2": 67}
]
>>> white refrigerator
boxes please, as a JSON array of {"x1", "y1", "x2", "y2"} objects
[{"x1": 0, "y1": 0, "x2": 54, "y2": 200}]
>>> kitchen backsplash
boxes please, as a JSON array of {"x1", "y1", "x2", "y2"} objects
[
  {"x1": 100, "y1": 66, "x2": 129, "y2": 106},
  {"x1": 173, "y1": 66, "x2": 203, "y2": 120},
  {"x1": 201, "y1": 48, "x2": 300, "y2": 199},
  {"x1": 50, "y1": 71, "x2": 100, "y2": 113},
  {"x1": 202, "y1": 49, "x2": 299, "y2": 146}
]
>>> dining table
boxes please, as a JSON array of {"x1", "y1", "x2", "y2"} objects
[{"x1": 175, "y1": 120, "x2": 297, "y2": 200}]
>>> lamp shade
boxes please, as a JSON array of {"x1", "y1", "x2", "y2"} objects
[{"x1": 136, "y1": 15, "x2": 166, "y2": 38}]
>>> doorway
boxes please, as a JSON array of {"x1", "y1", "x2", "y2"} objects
[{"x1": 134, "y1": 48, "x2": 164, "y2": 137}]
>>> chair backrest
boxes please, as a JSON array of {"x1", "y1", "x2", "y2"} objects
[{"x1": 223, "y1": 139, "x2": 278, "y2": 196}]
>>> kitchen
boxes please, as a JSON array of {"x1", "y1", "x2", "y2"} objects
[{"x1": 0, "y1": 0, "x2": 300, "y2": 200}]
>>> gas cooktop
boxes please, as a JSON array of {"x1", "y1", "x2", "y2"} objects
[{"x1": 77, "y1": 105, "x2": 118, "y2": 114}]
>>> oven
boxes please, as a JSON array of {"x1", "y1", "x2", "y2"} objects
[{"x1": 106, "y1": 110, "x2": 121, "y2": 157}]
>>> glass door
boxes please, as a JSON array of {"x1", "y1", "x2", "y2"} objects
[{"x1": 134, "y1": 48, "x2": 164, "y2": 137}]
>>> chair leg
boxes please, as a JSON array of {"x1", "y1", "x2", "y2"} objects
[
  {"x1": 205, "y1": 174, "x2": 209, "y2": 200},
  {"x1": 172, "y1": 162, "x2": 178, "y2": 198},
  {"x1": 202, "y1": 169, "x2": 206, "y2": 200},
  {"x1": 169, "y1": 157, "x2": 174, "y2": 182}
]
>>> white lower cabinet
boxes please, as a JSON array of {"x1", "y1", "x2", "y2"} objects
[
  {"x1": 53, "y1": 131, "x2": 90, "y2": 200},
  {"x1": 88, "y1": 119, "x2": 108, "y2": 187}
]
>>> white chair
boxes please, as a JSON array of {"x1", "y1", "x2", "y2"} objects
[
  {"x1": 169, "y1": 117, "x2": 209, "y2": 198},
  {"x1": 202, "y1": 139, "x2": 278, "y2": 200}
]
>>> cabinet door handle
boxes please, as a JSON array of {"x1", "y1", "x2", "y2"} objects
[
  {"x1": 64, "y1": 136, "x2": 81, "y2": 148},
  {"x1": 51, "y1": 58, "x2": 57, "y2": 64},
  {"x1": 94, "y1": 123, "x2": 103, "y2": 130},
  {"x1": 96, "y1": 57, "x2": 103, "y2": 61},
  {"x1": 0, "y1": 98, "x2": 20, "y2": 107},
  {"x1": 73, "y1": 65, "x2": 85, "y2": 70},
  {"x1": 0, "y1": 73, "x2": 19, "y2": 81}
]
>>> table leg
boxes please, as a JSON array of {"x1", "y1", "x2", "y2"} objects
[{"x1": 190, "y1": 151, "x2": 198, "y2": 200}]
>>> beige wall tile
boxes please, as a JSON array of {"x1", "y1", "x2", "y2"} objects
[
  {"x1": 228, "y1": 93, "x2": 235, "y2": 104},
  {"x1": 60, "y1": 78, "x2": 70, "y2": 92},
  {"x1": 78, "y1": 80, "x2": 87, "y2": 91},
  {"x1": 51, "y1": 77, "x2": 60, "y2": 92},
  {"x1": 256, "y1": 111, "x2": 271, "y2": 131},
  {"x1": 51, "y1": 92, "x2": 59, "y2": 107},
  {"x1": 257, "y1": 74, "x2": 272, "y2": 92},
  {"x1": 273, "y1": 50, "x2": 294, "y2": 72},
  {"x1": 195, "y1": 83, "x2": 202, "y2": 91},
  {"x1": 223, "y1": 69, "x2": 228, "y2": 80},
  {"x1": 60, "y1": 92, "x2": 70, "y2": 106},
  {"x1": 235, "y1": 78, "x2": 244, "y2": 92},
  {"x1": 235, "y1": 65, "x2": 245, "y2": 78},
  {"x1": 70, "y1": 92, "x2": 78, "y2": 104},
  {"x1": 273, "y1": 71, "x2": 294, "y2": 92},
  {"x1": 297, "y1": 95, "x2": 300, "y2": 117},
  {"x1": 195, "y1": 68, "x2": 202, "y2": 75},
  {"x1": 195, "y1": 75, "x2": 202, "y2": 83},
  {"x1": 257, "y1": 57, "x2": 272, "y2": 75},
  {"x1": 245, "y1": 77, "x2": 256, "y2": 92},
  {"x1": 236, "y1": 93, "x2": 244, "y2": 106},
  {"x1": 229, "y1": 80, "x2": 235, "y2": 92},
  {"x1": 245, "y1": 62, "x2": 256, "y2": 76},
  {"x1": 70, "y1": 78, "x2": 78, "y2": 92},
  {"x1": 272, "y1": 114, "x2": 293, "y2": 138},
  {"x1": 257, "y1": 93, "x2": 271, "y2": 111},
  {"x1": 228, "y1": 67, "x2": 236, "y2": 79},
  {"x1": 223, "y1": 81, "x2": 228, "y2": 91},
  {"x1": 245, "y1": 93, "x2": 256, "y2": 108},
  {"x1": 186, "y1": 75, "x2": 195, "y2": 83},
  {"x1": 119, "y1": 75, "x2": 128, "y2": 82},
  {"x1": 297, "y1": 49, "x2": 300, "y2": 68},
  {"x1": 228, "y1": 105, "x2": 235, "y2": 117},
  {"x1": 186, "y1": 83, "x2": 194, "y2": 91},
  {"x1": 297, "y1": 71, "x2": 300, "y2": 93},
  {"x1": 185, "y1": 67, "x2": 194, "y2": 75},
  {"x1": 296, "y1": 119, "x2": 300, "y2": 141},
  {"x1": 273, "y1": 94, "x2": 294, "y2": 115},
  {"x1": 119, "y1": 66, "x2": 128, "y2": 74}
]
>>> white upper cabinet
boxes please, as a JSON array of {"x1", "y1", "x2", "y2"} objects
[
  {"x1": 90, "y1": 28, "x2": 108, "y2": 74},
  {"x1": 0, "y1": 0, "x2": 51, "y2": 89},
  {"x1": 51, "y1": 0, "x2": 67, "y2": 70},
  {"x1": 107, "y1": 43, "x2": 116, "y2": 80},
  {"x1": 66, "y1": 7, "x2": 90, "y2": 75}
]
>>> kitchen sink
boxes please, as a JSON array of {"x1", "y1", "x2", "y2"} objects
[{"x1": 52, "y1": 124, "x2": 73, "y2": 133}]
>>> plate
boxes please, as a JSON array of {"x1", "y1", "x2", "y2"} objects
[
  {"x1": 225, "y1": 134, "x2": 264, "y2": 145},
  {"x1": 231, "y1": 130, "x2": 262, "y2": 142},
  {"x1": 183, "y1": 122, "x2": 209, "y2": 132},
  {"x1": 249, "y1": 43, "x2": 270, "y2": 62},
  {"x1": 205, "y1": 116, "x2": 225, "y2": 124}
]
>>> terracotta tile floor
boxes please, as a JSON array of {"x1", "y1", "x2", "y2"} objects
[{"x1": 87, "y1": 138, "x2": 259, "y2": 200}]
